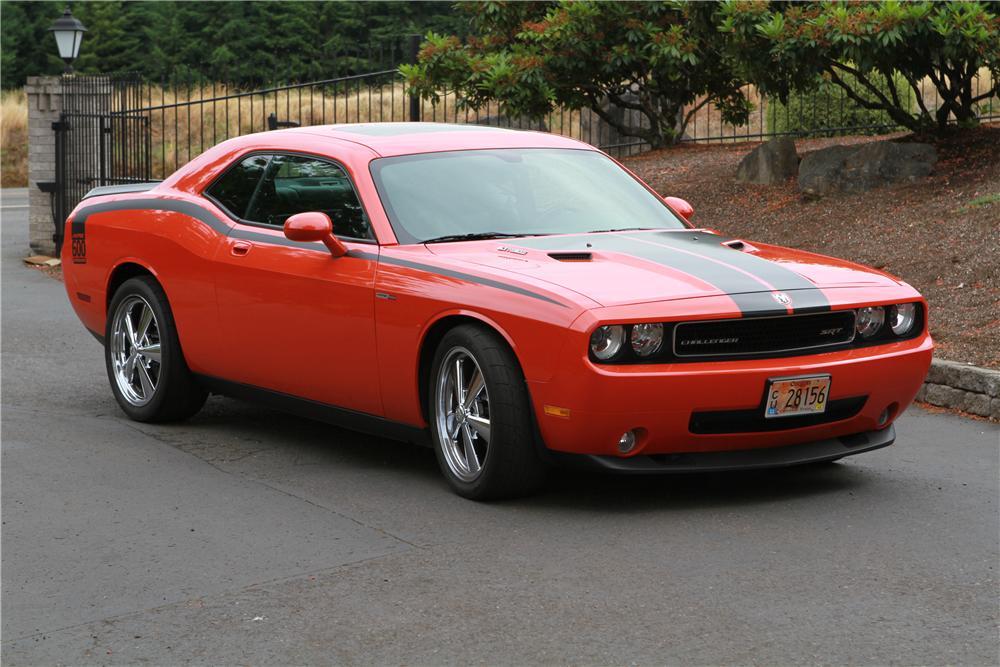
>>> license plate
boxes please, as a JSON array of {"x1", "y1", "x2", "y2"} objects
[{"x1": 765, "y1": 375, "x2": 831, "y2": 418}]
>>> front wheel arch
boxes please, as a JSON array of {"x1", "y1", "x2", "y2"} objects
[{"x1": 417, "y1": 313, "x2": 522, "y2": 426}]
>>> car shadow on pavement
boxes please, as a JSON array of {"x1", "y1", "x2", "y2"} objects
[
  {"x1": 150, "y1": 395, "x2": 871, "y2": 513},
  {"x1": 532, "y1": 463, "x2": 868, "y2": 513}
]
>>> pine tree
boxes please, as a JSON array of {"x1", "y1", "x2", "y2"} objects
[{"x1": 0, "y1": 1, "x2": 468, "y2": 88}]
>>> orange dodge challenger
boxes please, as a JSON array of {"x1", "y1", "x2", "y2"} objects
[{"x1": 62, "y1": 123, "x2": 933, "y2": 499}]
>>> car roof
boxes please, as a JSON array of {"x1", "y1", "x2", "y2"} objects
[{"x1": 288, "y1": 122, "x2": 594, "y2": 157}]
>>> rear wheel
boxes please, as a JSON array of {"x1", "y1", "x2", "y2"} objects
[
  {"x1": 429, "y1": 324, "x2": 546, "y2": 500},
  {"x1": 105, "y1": 276, "x2": 207, "y2": 422}
]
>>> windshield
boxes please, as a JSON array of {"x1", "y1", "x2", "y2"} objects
[{"x1": 369, "y1": 148, "x2": 687, "y2": 244}]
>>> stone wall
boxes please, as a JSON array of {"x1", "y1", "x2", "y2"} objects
[
  {"x1": 917, "y1": 359, "x2": 1000, "y2": 420},
  {"x1": 25, "y1": 76, "x2": 63, "y2": 256}
]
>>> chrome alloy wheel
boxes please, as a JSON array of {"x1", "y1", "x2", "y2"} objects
[
  {"x1": 434, "y1": 347, "x2": 491, "y2": 482},
  {"x1": 110, "y1": 295, "x2": 161, "y2": 406}
]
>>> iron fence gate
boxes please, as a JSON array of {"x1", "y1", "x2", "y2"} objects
[
  {"x1": 52, "y1": 73, "x2": 152, "y2": 249},
  {"x1": 53, "y1": 113, "x2": 151, "y2": 246}
]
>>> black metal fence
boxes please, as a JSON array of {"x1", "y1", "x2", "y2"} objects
[
  {"x1": 102, "y1": 68, "x2": 1000, "y2": 182},
  {"x1": 680, "y1": 73, "x2": 999, "y2": 144},
  {"x1": 51, "y1": 63, "x2": 998, "y2": 248}
]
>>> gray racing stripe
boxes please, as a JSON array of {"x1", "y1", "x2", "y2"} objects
[
  {"x1": 73, "y1": 198, "x2": 232, "y2": 235},
  {"x1": 513, "y1": 231, "x2": 828, "y2": 316},
  {"x1": 632, "y1": 231, "x2": 830, "y2": 313},
  {"x1": 73, "y1": 198, "x2": 567, "y2": 307},
  {"x1": 373, "y1": 253, "x2": 568, "y2": 307},
  {"x1": 513, "y1": 233, "x2": 785, "y2": 314}
]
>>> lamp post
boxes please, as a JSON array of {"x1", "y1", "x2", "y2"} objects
[{"x1": 48, "y1": 8, "x2": 87, "y2": 73}]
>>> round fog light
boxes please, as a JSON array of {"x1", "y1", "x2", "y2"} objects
[
  {"x1": 877, "y1": 403, "x2": 898, "y2": 428},
  {"x1": 618, "y1": 430, "x2": 637, "y2": 454}
]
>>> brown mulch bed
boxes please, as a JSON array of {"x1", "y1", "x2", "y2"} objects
[{"x1": 623, "y1": 125, "x2": 1000, "y2": 369}]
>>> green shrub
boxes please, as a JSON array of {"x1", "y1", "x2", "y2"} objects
[{"x1": 766, "y1": 74, "x2": 913, "y2": 137}]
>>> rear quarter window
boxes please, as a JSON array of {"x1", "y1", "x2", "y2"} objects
[{"x1": 205, "y1": 154, "x2": 270, "y2": 218}]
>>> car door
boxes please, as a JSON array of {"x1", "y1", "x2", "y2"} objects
[{"x1": 206, "y1": 152, "x2": 382, "y2": 416}]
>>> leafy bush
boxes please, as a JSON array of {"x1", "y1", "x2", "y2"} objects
[
  {"x1": 721, "y1": 0, "x2": 999, "y2": 135},
  {"x1": 403, "y1": 2, "x2": 752, "y2": 148}
]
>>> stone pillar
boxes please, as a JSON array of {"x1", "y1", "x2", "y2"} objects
[{"x1": 25, "y1": 76, "x2": 62, "y2": 256}]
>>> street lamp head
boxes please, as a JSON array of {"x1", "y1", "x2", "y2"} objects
[{"x1": 49, "y1": 8, "x2": 88, "y2": 72}]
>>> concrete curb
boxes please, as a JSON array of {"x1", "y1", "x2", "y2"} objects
[{"x1": 916, "y1": 359, "x2": 1000, "y2": 420}]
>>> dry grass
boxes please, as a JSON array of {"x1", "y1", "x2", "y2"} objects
[
  {"x1": 1, "y1": 89, "x2": 28, "y2": 187},
  {"x1": 137, "y1": 81, "x2": 586, "y2": 177}
]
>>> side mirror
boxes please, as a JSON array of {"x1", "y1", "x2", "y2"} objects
[
  {"x1": 283, "y1": 212, "x2": 347, "y2": 257},
  {"x1": 663, "y1": 196, "x2": 694, "y2": 221}
]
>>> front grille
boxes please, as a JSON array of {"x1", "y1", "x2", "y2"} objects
[
  {"x1": 673, "y1": 310, "x2": 856, "y2": 359},
  {"x1": 689, "y1": 396, "x2": 868, "y2": 434}
]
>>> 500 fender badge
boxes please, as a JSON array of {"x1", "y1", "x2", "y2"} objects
[
  {"x1": 71, "y1": 221, "x2": 87, "y2": 264},
  {"x1": 772, "y1": 291, "x2": 792, "y2": 306}
]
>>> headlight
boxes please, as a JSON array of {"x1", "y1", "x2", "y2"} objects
[
  {"x1": 889, "y1": 303, "x2": 917, "y2": 336},
  {"x1": 590, "y1": 325, "x2": 625, "y2": 360},
  {"x1": 630, "y1": 323, "x2": 664, "y2": 357},
  {"x1": 856, "y1": 306, "x2": 885, "y2": 338}
]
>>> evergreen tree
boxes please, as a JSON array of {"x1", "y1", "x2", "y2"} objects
[{"x1": 0, "y1": 1, "x2": 467, "y2": 88}]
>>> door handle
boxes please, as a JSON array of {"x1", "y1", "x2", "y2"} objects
[{"x1": 230, "y1": 241, "x2": 252, "y2": 257}]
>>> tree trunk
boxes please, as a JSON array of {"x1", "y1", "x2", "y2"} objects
[{"x1": 587, "y1": 95, "x2": 669, "y2": 148}]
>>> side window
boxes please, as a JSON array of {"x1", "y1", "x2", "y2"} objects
[
  {"x1": 245, "y1": 154, "x2": 372, "y2": 239},
  {"x1": 205, "y1": 154, "x2": 271, "y2": 218}
]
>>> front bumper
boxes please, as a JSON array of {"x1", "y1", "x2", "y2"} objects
[
  {"x1": 528, "y1": 333, "x2": 932, "y2": 457},
  {"x1": 552, "y1": 425, "x2": 894, "y2": 473}
]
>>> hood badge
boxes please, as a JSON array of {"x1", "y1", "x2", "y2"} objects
[
  {"x1": 497, "y1": 246, "x2": 528, "y2": 255},
  {"x1": 772, "y1": 291, "x2": 792, "y2": 306}
]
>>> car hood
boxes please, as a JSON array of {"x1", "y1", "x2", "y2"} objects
[{"x1": 424, "y1": 229, "x2": 904, "y2": 311}]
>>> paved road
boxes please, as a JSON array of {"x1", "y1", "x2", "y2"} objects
[{"x1": 2, "y1": 188, "x2": 998, "y2": 665}]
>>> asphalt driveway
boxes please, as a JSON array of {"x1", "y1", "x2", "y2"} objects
[{"x1": 2, "y1": 188, "x2": 998, "y2": 665}]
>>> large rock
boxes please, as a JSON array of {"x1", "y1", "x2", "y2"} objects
[
  {"x1": 735, "y1": 137, "x2": 799, "y2": 185},
  {"x1": 799, "y1": 141, "x2": 937, "y2": 196}
]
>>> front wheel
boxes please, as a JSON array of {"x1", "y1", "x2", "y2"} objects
[
  {"x1": 429, "y1": 325, "x2": 546, "y2": 500},
  {"x1": 105, "y1": 276, "x2": 207, "y2": 422}
]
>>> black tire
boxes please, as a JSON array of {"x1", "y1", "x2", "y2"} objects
[
  {"x1": 105, "y1": 276, "x2": 207, "y2": 422},
  {"x1": 428, "y1": 324, "x2": 546, "y2": 500}
]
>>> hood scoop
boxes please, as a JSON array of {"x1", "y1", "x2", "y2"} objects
[
  {"x1": 722, "y1": 239, "x2": 758, "y2": 252},
  {"x1": 548, "y1": 251, "x2": 593, "y2": 262}
]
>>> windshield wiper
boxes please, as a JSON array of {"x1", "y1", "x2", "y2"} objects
[
  {"x1": 586, "y1": 226, "x2": 661, "y2": 234},
  {"x1": 422, "y1": 232, "x2": 546, "y2": 244}
]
